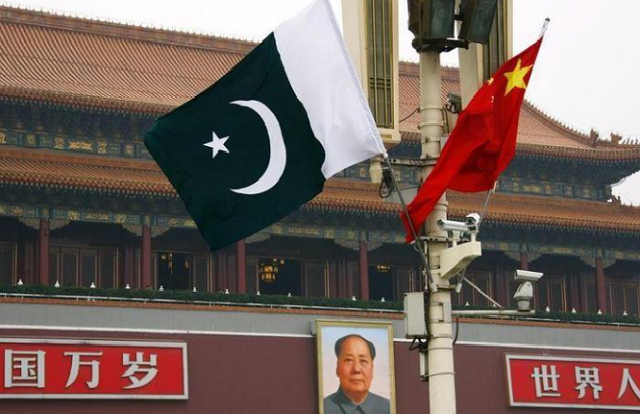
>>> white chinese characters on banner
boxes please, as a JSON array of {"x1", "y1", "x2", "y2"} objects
[
  {"x1": 531, "y1": 364, "x2": 561, "y2": 397},
  {"x1": 4, "y1": 350, "x2": 46, "y2": 388},
  {"x1": 530, "y1": 364, "x2": 640, "y2": 401},
  {"x1": 122, "y1": 352, "x2": 159, "y2": 389},
  {"x1": 575, "y1": 366, "x2": 603, "y2": 399},
  {"x1": 4, "y1": 348, "x2": 160, "y2": 391},
  {"x1": 618, "y1": 368, "x2": 640, "y2": 400},
  {"x1": 65, "y1": 352, "x2": 103, "y2": 389},
  {"x1": 0, "y1": 340, "x2": 186, "y2": 400}
]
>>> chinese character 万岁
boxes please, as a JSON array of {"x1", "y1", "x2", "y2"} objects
[
  {"x1": 122, "y1": 352, "x2": 159, "y2": 389},
  {"x1": 64, "y1": 352, "x2": 103, "y2": 389}
]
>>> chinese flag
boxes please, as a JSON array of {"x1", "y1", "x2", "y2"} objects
[{"x1": 401, "y1": 37, "x2": 544, "y2": 242}]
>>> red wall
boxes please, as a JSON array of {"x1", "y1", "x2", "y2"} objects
[{"x1": 0, "y1": 329, "x2": 636, "y2": 414}]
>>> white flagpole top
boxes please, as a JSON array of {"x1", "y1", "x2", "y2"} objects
[{"x1": 539, "y1": 18, "x2": 550, "y2": 39}]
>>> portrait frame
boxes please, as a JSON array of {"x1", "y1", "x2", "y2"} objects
[{"x1": 315, "y1": 320, "x2": 397, "y2": 414}]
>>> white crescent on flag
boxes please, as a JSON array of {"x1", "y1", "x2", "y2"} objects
[{"x1": 229, "y1": 100, "x2": 287, "y2": 195}]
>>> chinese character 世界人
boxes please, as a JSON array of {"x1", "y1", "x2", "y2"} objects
[{"x1": 531, "y1": 364, "x2": 561, "y2": 398}]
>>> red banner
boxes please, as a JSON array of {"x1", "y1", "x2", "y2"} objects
[
  {"x1": 506, "y1": 354, "x2": 640, "y2": 410},
  {"x1": 0, "y1": 338, "x2": 187, "y2": 399}
]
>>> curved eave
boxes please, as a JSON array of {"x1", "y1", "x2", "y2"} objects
[
  {"x1": 0, "y1": 86, "x2": 173, "y2": 116},
  {"x1": 2, "y1": 147, "x2": 640, "y2": 236},
  {"x1": 0, "y1": 147, "x2": 177, "y2": 198},
  {"x1": 448, "y1": 192, "x2": 640, "y2": 237},
  {"x1": 3, "y1": 178, "x2": 640, "y2": 237},
  {"x1": 399, "y1": 130, "x2": 640, "y2": 164},
  {"x1": 516, "y1": 144, "x2": 640, "y2": 164},
  {"x1": 0, "y1": 179, "x2": 177, "y2": 199}
]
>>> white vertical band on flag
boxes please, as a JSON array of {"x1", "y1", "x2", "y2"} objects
[{"x1": 274, "y1": 0, "x2": 387, "y2": 179}]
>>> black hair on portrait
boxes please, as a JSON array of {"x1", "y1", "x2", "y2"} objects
[{"x1": 334, "y1": 334, "x2": 376, "y2": 360}]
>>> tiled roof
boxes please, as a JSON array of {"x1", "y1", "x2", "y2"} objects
[
  {"x1": 0, "y1": 6, "x2": 639, "y2": 161},
  {"x1": 0, "y1": 146, "x2": 173, "y2": 196},
  {"x1": 397, "y1": 64, "x2": 640, "y2": 161},
  {"x1": 313, "y1": 180, "x2": 640, "y2": 235},
  {"x1": 0, "y1": 6, "x2": 249, "y2": 113},
  {"x1": 1, "y1": 146, "x2": 638, "y2": 234},
  {"x1": 398, "y1": 64, "x2": 590, "y2": 150},
  {"x1": 448, "y1": 191, "x2": 640, "y2": 234}
]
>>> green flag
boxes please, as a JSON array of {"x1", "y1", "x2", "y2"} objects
[{"x1": 145, "y1": 0, "x2": 386, "y2": 250}]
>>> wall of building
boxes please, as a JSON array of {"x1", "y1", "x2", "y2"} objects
[{"x1": 0, "y1": 300, "x2": 639, "y2": 413}]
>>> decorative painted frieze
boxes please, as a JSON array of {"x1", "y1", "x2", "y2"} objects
[
  {"x1": 154, "y1": 216, "x2": 196, "y2": 229},
  {"x1": 0, "y1": 203, "x2": 36, "y2": 218},
  {"x1": 498, "y1": 176, "x2": 604, "y2": 201},
  {"x1": 51, "y1": 209, "x2": 141, "y2": 226},
  {"x1": 0, "y1": 129, "x2": 152, "y2": 159}
]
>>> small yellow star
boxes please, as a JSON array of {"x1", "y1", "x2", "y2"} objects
[
  {"x1": 487, "y1": 77, "x2": 494, "y2": 85},
  {"x1": 503, "y1": 58, "x2": 533, "y2": 96}
]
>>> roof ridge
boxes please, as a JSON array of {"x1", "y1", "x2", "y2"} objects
[
  {"x1": 0, "y1": 4, "x2": 258, "y2": 54},
  {"x1": 0, "y1": 146, "x2": 160, "y2": 170},
  {"x1": 516, "y1": 142, "x2": 640, "y2": 161},
  {"x1": 454, "y1": 190, "x2": 640, "y2": 212},
  {"x1": 523, "y1": 100, "x2": 594, "y2": 145}
]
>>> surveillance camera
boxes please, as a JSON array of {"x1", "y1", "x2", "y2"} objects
[
  {"x1": 437, "y1": 219, "x2": 468, "y2": 233},
  {"x1": 464, "y1": 213, "x2": 481, "y2": 231},
  {"x1": 514, "y1": 269, "x2": 544, "y2": 282},
  {"x1": 513, "y1": 281, "x2": 533, "y2": 311}
]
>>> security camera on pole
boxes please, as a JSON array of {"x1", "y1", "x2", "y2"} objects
[
  {"x1": 405, "y1": 1, "x2": 499, "y2": 414},
  {"x1": 403, "y1": 2, "x2": 549, "y2": 413}
]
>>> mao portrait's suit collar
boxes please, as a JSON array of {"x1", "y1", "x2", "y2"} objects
[{"x1": 333, "y1": 387, "x2": 376, "y2": 414}]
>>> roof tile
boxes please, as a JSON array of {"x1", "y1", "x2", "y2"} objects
[
  {"x1": 0, "y1": 6, "x2": 638, "y2": 161},
  {"x1": 3, "y1": 147, "x2": 636, "y2": 234}
]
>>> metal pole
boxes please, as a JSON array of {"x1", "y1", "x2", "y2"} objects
[{"x1": 419, "y1": 49, "x2": 456, "y2": 414}]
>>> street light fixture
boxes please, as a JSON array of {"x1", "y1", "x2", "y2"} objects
[
  {"x1": 408, "y1": 0, "x2": 456, "y2": 51},
  {"x1": 403, "y1": 1, "x2": 501, "y2": 412},
  {"x1": 459, "y1": 0, "x2": 500, "y2": 44},
  {"x1": 407, "y1": 0, "x2": 499, "y2": 52}
]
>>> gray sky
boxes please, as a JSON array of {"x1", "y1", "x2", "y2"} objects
[{"x1": 3, "y1": 0, "x2": 638, "y2": 204}]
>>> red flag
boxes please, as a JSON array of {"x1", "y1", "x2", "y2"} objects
[{"x1": 401, "y1": 37, "x2": 544, "y2": 242}]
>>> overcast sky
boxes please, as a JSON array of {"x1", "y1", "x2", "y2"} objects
[{"x1": 3, "y1": 0, "x2": 638, "y2": 204}]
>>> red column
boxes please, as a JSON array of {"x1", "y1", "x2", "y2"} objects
[
  {"x1": 214, "y1": 250, "x2": 227, "y2": 291},
  {"x1": 141, "y1": 225, "x2": 152, "y2": 289},
  {"x1": 212, "y1": 252, "x2": 219, "y2": 292},
  {"x1": 568, "y1": 273, "x2": 581, "y2": 313},
  {"x1": 236, "y1": 240, "x2": 246, "y2": 294},
  {"x1": 123, "y1": 245, "x2": 134, "y2": 288},
  {"x1": 519, "y1": 252, "x2": 529, "y2": 271},
  {"x1": 494, "y1": 268, "x2": 509, "y2": 308},
  {"x1": 22, "y1": 241, "x2": 35, "y2": 285},
  {"x1": 578, "y1": 272, "x2": 588, "y2": 313},
  {"x1": 596, "y1": 257, "x2": 607, "y2": 313},
  {"x1": 220, "y1": 250, "x2": 228, "y2": 290},
  {"x1": 38, "y1": 219, "x2": 50, "y2": 286},
  {"x1": 337, "y1": 259, "x2": 346, "y2": 299},
  {"x1": 359, "y1": 241, "x2": 369, "y2": 301},
  {"x1": 346, "y1": 258, "x2": 354, "y2": 298}
]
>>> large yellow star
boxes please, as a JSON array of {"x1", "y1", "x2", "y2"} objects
[{"x1": 503, "y1": 58, "x2": 533, "y2": 96}]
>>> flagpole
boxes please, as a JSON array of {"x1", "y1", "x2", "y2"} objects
[{"x1": 539, "y1": 18, "x2": 550, "y2": 39}]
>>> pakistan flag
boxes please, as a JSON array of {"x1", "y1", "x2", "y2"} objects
[{"x1": 145, "y1": 0, "x2": 386, "y2": 251}]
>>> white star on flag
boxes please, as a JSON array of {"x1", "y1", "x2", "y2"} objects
[{"x1": 204, "y1": 131, "x2": 230, "y2": 159}]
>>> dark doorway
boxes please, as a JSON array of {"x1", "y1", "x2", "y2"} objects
[
  {"x1": 158, "y1": 252, "x2": 190, "y2": 290},
  {"x1": 258, "y1": 258, "x2": 302, "y2": 296},
  {"x1": 369, "y1": 265, "x2": 394, "y2": 301}
]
